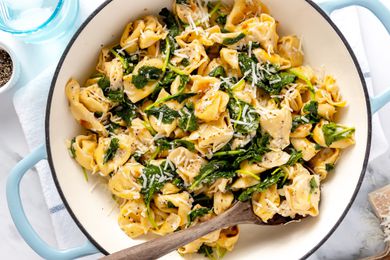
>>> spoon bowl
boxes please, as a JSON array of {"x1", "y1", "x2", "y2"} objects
[{"x1": 101, "y1": 201, "x2": 302, "y2": 260}]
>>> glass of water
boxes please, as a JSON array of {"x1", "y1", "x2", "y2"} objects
[{"x1": 0, "y1": 0, "x2": 79, "y2": 43}]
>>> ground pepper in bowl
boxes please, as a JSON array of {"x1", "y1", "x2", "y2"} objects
[{"x1": 0, "y1": 49, "x2": 13, "y2": 87}]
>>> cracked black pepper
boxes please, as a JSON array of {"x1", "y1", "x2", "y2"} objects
[{"x1": 0, "y1": 49, "x2": 13, "y2": 87}]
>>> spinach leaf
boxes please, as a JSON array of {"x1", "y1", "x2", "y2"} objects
[
  {"x1": 192, "y1": 193, "x2": 214, "y2": 208},
  {"x1": 325, "y1": 163, "x2": 335, "y2": 172},
  {"x1": 208, "y1": 66, "x2": 226, "y2": 78},
  {"x1": 154, "y1": 138, "x2": 195, "y2": 152},
  {"x1": 96, "y1": 74, "x2": 126, "y2": 103},
  {"x1": 237, "y1": 42, "x2": 261, "y2": 52},
  {"x1": 167, "y1": 201, "x2": 176, "y2": 208},
  {"x1": 178, "y1": 103, "x2": 198, "y2": 132},
  {"x1": 303, "y1": 100, "x2": 318, "y2": 116},
  {"x1": 139, "y1": 161, "x2": 177, "y2": 212},
  {"x1": 228, "y1": 98, "x2": 260, "y2": 134},
  {"x1": 187, "y1": 207, "x2": 210, "y2": 227},
  {"x1": 132, "y1": 66, "x2": 163, "y2": 89},
  {"x1": 291, "y1": 116, "x2": 309, "y2": 132},
  {"x1": 176, "y1": 0, "x2": 189, "y2": 5},
  {"x1": 207, "y1": 0, "x2": 227, "y2": 27},
  {"x1": 103, "y1": 138, "x2": 119, "y2": 164},
  {"x1": 147, "y1": 75, "x2": 191, "y2": 109},
  {"x1": 159, "y1": 7, "x2": 181, "y2": 38},
  {"x1": 190, "y1": 160, "x2": 235, "y2": 190},
  {"x1": 106, "y1": 121, "x2": 121, "y2": 134},
  {"x1": 216, "y1": 14, "x2": 227, "y2": 26},
  {"x1": 309, "y1": 177, "x2": 318, "y2": 193},
  {"x1": 106, "y1": 89, "x2": 124, "y2": 102},
  {"x1": 286, "y1": 149, "x2": 303, "y2": 166},
  {"x1": 238, "y1": 52, "x2": 257, "y2": 80},
  {"x1": 111, "y1": 96, "x2": 138, "y2": 125},
  {"x1": 292, "y1": 100, "x2": 320, "y2": 131},
  {"x1": 110, "y1": 46, "x2": 138, "y2": 75},
  {"x1": 145, "y1": 104, "x2": 180, "y2": 124},
  {"x1": 232, "y1": 132, "x2": 270, "y2": 168},
  {"x1": 69, "y1": 138, "x2": 76, "y2": 158},
  {"x1": 172, "y1": 177, "x2": 185, "y2": 189},
  {"x1": 220, "y1": 76, "x2": 238, "y2": 92},
  {"x1": 238, "y1": 53, "x2": 296, "y2": 95},
  {"x1": 160, "y1": 71, "x2": 178, "y2": 87},
  {"x1": 260, "y1": 72, "x2": 296, "y2": 95},
  {"x1": 154, "y1": 138, "x2": 172, "y2": 151},
  {"x1": 198, "y1": 245, "x2": 214, "y2": 258},
  {"x1": 173, "y1": 139, "x2": 195, "y2": 151},
  {"x1": 180, "y1": 58, "x2": 190, "y2": 67},
  {"x1": 132, "y1": 74, "x2": 148, "y2": 89},
  {"x1": 322, "y1": 122, "x2": 355, "y2": 146},
  {"x1": 150, "y1": 71, "x2": 177, "y2": 100},
  {"x1": 238, "y1": 168, "x2": 285, "y2": 201},
  {"x1": 172, "y1": 92, "x2": 197, "y2": 103},
  {"x1": 223, "y1": 33, "x2": 246, "y2": 45},
  {"x1": 132, "y1": 152, "x2": 143, "y2": 162},
  {"x1": 98, "y1": 76, "x2": 110, "y2": 91},
  {"x1": 212, "y1": 149, "x2": 246, "y2": 158}
]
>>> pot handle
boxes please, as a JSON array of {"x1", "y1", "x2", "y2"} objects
[
  {"x1": 318, "y1": 0, "x2": 390, "y2": 113},
  {"x1": 6, "y1": 144, "x2": 99, "y2": 260}
]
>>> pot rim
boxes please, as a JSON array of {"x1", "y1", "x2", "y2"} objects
[{"x1": 44, "y1": 0, "x2": 372, "y2": 258}]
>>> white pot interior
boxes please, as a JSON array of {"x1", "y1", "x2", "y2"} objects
[{"x1": 47, "y1": 0, "x2": 370, "y2": 258}]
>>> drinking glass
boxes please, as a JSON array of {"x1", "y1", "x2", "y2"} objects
[{"x1": 0, "y1": 0, "x2": 79, "y2": 43}]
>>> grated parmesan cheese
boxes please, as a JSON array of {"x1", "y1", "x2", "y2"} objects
[
  {"x1": 118, "y1": 38, "x2": 139, "y2": 54},
  {"x1": 157, "y1": 112, "x2": 163, "y2": 126},
  {"x1": 230, "y1": 119, "x2": 252, "y2": 126},
  {"x1": 187, "y1": 15, "x2": 199, "y2": 35}
]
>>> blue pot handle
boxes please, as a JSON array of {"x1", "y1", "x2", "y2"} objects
[
  {"x1": 318, "y1": 0, "x2": 390, "y2": 113},
  {"x1": 6, "y1": 145, "x2": 99, "y2": 260}
]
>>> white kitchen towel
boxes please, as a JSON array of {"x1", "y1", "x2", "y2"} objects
[
  {"x1": 12, "y1": 3, "x2": 389, "y2": 259},
  {"x1": 13, "y1": 0, "x2": 106, "y2": 255}
]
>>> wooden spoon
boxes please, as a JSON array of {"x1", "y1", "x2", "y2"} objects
[{"x1": 101, "y1": 201, "x2": 300, "y2": 260}]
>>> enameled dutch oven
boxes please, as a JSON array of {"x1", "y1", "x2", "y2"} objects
[{"x1": 7, "y1": 0, "x2": 390, "y2": 259}]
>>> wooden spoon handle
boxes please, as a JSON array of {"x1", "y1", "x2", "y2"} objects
[{"x1": 101, "y1": 202, "x2": 256, "y2": 260}]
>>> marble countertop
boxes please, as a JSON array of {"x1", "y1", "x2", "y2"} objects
[{"x1": 1, "y1": 1, "x2": 390, "y2": 259}]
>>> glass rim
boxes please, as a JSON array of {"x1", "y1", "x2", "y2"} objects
[{"x1": 0, "y1": 0, "x2": 64, "y2": 34}]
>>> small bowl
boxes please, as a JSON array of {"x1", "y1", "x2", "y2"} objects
[{"x1": 0, "y1": 42, "x2": 20, "y2": 94}]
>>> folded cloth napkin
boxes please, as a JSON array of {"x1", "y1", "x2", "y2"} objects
[{"x1": 12, "y1": 3, "x2": 389, "y2": 260}]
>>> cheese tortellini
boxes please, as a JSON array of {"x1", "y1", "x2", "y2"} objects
[{"x1": 65, "y1": 0, "x2": 355, "y2": 258}]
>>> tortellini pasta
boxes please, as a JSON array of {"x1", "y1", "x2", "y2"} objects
[
  {"x1": 69, "y1": 134, "x2": 97, "y2": 171},
  {"x1": 120, "y1": 16, "x2": 168, "y2": 53},
  {"x1": 79, "y1": 84, "x2": 111, "y2": 113},
  {"x1": 195, "y1": 89, "x2": 229, "y2": 122},
  {"x1": 252, "y1": 184, "x2": 280, "y2": 222},
  {"x1": 124, "y1": 57, "x2": 164, "y2": 103},
  {"x1": 167, "y1": 147, "x2": 207, "y2": 185},
  {"x1": 65, "y1": 0, "x2": 355, "y2": 257},
  {"x1": 278, "y1": 36, "x2": 304, "y2": 67},
  {"x1": 284, "y1": 171, "x2": 320, "y2": 217},
  {"x1": 65, "y1": 79, "x2": 108, "y2": 136},
  {"x1": 189, "y1": 112, "x2": 234, "y2": 155},
  {"x1": 94, "y1": 134, "x2": 136, "y2": 176},
  {"x1": 258, "y1": 104, "x2": 292, "y2": 150},
  {"x1": 253, "y1": 48, "x2": 291, "y2": 70},
  {"x1": 309, "y1": 148, "x2": 340, "y2": 180},
  {"x1": 225, "y1": 0, "x2": 269, "y2": 31},
  {"x1": 108, "y1": 162, "x2": 143, "y2": 199}
]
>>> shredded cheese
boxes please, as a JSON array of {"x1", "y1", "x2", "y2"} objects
[
  {"x1": 230, "y1": 119, "x2": 252, "y2": 126},
  {"x1": 157, "y1": 112, "x2": 163, "y2": 126},
  {"x1": 187, "y1": 15, "x2": 199, "y2": 35}
]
